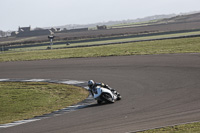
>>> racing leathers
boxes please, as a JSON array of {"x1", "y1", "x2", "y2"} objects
[{"x1": 88, "y1": 82, "x2": 119, "y2": 96}]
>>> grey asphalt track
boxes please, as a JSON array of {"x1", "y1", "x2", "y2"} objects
[{"x1": 0, "y1": 54, "x2": 200, "y2": 133}]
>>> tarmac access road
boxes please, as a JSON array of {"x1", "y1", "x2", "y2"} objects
[{"x1": 0, "y1": 54, "x2": 200, "y2": 133}]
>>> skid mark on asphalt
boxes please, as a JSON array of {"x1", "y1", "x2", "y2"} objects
[{"x1": 0, "y1": 79, "x2": 95, "y2": 128}]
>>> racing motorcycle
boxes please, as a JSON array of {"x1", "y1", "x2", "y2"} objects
[{"x1": 91, "y1": 86, "x2": 121, "y2": 104}]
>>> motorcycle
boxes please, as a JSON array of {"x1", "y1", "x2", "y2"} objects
[{"x1": 91, "y1": 86, "x2": 121, "y2": 104}]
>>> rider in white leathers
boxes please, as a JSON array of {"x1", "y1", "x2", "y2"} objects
[{"x1": 88, "y1": 80, "x2": 121, "y2": 98}]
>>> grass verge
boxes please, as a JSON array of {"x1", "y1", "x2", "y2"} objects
[
  {"x1": 138, "y1": 122, "x2": 200, "y2": 133},
  {"x1": 0, "y1": 36, "x2": 200, "y2": 62},
  {"x1": 0, "y1": 37, "x2": 200, "y2": 62},
  {"x1": 6, "y1": 30, "x2": 200, "y2": 52},
  {"x1": 0, "y1": 82, "x2": 89, "y2": 124}
]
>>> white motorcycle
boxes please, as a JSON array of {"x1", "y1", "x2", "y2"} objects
[{"x1": 91, "y1": 86, "x2": 121, "y2": 104}]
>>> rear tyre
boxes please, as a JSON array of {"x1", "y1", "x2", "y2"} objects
[{"x1": 97, "y1": 100, "x2": 103, "y2": 104}]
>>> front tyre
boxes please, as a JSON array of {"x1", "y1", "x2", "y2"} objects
[
  {"x1": 101, "y1": 93, "x2": 115, "y2": 103},
  {"x1": 117, "y1": 95, "x2": 122, "y2": 100}
]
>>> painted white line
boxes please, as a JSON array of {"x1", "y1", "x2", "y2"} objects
[
  {"x1": 0, "y1": 119, "x2": 39, "y2": 128},
  {"x1": 84, "y1": 86, "x2": 89, "y2": 90},
  {"x1": 60, "y1": 80, "x2": 85, "y2": 85},
  {"x1": 22, "y1": 79, "x2": 48, "y2": 82},
  {"x1": 0, "y1": 79, "x2": 9, "y2": 81}
]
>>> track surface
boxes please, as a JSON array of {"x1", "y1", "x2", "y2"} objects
[{"x1": 0, "y1": 54, "x2": 200, "y2": 133}]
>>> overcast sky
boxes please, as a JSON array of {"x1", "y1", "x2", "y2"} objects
[{"x1": 0, "y1": 0, "x2": 200, "y2": 31}]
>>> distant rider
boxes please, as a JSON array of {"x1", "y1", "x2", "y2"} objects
[{"x1": 88, "y1": 80, "x2": 121, "y2": 98}]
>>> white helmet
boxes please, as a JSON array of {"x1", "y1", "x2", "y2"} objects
[{"x1": 88, "y1": 80, "x2": 95, "y2": 88}]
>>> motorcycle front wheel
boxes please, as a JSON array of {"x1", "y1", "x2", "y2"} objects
[{"x1": 101, "y1": 93, "x2": 115, "y2": 103}]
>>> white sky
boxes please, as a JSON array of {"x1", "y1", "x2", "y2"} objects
[{"x1": 0, "y1": 0, "x2": 200, "y2": 31}]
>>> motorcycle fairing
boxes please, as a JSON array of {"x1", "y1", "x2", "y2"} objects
[{"x1": 93, "y1": 86, "x2": 117, "y2": 100}]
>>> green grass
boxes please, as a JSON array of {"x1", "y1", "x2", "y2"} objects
[
  {"x1": 0, "y1": 82, "x2": 89, "y2": 124},
  {"x1": 0, "y1": 37, "x2": 200, "y2": 62},
  {"x1": 138, "y1": 122, "x2": 200, "y2": 133},
  {"x1": 109, "y1": 20, "x2": 160, "y2": 29}
]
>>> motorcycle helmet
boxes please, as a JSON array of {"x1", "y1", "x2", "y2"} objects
[{"x1": 88, "y1": 80, "x2": 95, "y2": 88}]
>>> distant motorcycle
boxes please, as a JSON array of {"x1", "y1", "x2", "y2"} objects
[{"x1": 91, "y1": 86, "x2": 121, "y2": 104}]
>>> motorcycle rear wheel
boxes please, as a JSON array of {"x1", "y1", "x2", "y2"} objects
[{"x1": 97, "y1": 100, "x2": 103, "y2": 104}]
